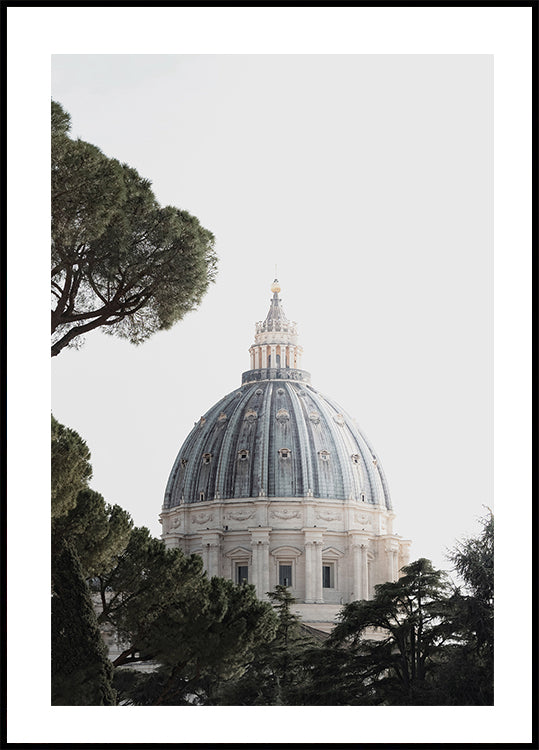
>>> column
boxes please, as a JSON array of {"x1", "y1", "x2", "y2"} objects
[
  {"x1": 360, "y1": 544, "x2": 369, "y2": 599},
  {"x1": 260, "y1": 541, "x2": 270, "y2": 598},
  {"x1": 304, "y1": 542, "x2": 314, "y2": 603},
  {"x1": 393, "y1": 549, "x2": 399, "y2": 580},
  {"x1": 262, "y1": 346, "x2": 268, "y2": 368},
  {"x1": 250, "y1": 541, "x2": 259, "y2": 593},
  {"x1": 385, "y1": 542, "x2": 398, "y2": 582},
  {"x1": 201, "y1": 544, "x2": 209, "y2": 575},
  {"x1": 313, "y1": 541, "x2": 323, "y2": 603},
  {"x1": 250, "y1": 528, "x2": 271, "y2": 599},
  {"x1": 352, "y1": 543, "x2": 361, "y2": 601}
]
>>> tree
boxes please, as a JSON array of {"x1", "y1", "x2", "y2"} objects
[
  {"x1": 447, "y1": 510, "x2": 493, "y2": 651},
  {"x1": 51, "y1": 539, "x2": 116, "y2": 705},
  {"x1": 52, "y1": 487, "x2": 133, "y2": 578},
  {"x1": 94, "y1": 527, "x2": 206, "y2": 667},
  {"x1": 144, "y1": 577, "x2": 277, "y2": 705},
  {"x1": 213, "y1": 585, "x2": 316, "y2": 706},
  {"x1": 328, "y1": 559, "x2": 454, "y2": 705},
  {"x1": 431, "y1": 512, "x2": 494, "y2": 705},
  {"x1": 51, "y1": 417, "x2": 132, "y2": 705},
  {"x1": 51, "y1": 101, "x2": 217, "y2": 356},
  {"x1": 103, "y1": 541, "x2": 277, "y2": 705},
  {"x1": 51, "y1": 414, "x2": 92, "y2": 519},
  {"x1": 96, "y1": 528, "x2": 277, "y2": 704}
]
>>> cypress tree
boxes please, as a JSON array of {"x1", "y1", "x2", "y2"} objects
[{"x1": 51, "y1": 540, "x2": 116, "y2": 705}]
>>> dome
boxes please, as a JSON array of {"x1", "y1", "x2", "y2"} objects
[
  {"x1": 164, "y1": 281, "x2": 391, "y2": 510},
  {"x1": 161, "y1": 280, "x2": 410, "y2": 611}
]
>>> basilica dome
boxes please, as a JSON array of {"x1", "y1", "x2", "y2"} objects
[
  {"x1": 161, "y1": 280, "x2": 409, "y2": 611},
  {"x1": 164, "y1": 378, "x2": 391, "y2": 510}
]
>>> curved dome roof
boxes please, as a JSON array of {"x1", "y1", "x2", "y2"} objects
[
  {"x1": 164, "y1": 379, "x2": 391, "y2": 509},
  {"x1": 164, "y1": 281, "x2": 392, "y2": 510}
]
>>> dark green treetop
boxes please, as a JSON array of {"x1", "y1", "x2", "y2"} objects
[
  {"x1": 431, "y1": 512, "x2": 494, "y2": 704},
  {"x1": 329, "y1": 558, "x2": 454, "y2": 705},
  {"x1": 51, "y1": 539, "x2": 116, "y2": 706},
  {"x1": 101, "y1": 532, "x2": 277, "y2": 705},
  {"x1": 213, "y1": 584, "x2": 316, "y2": 706},
  {"x1": 52, "y1": 487, "x2": 133, "y2": 578},
  {"x1": 51, "y1": 414, "x2": 92, "y2": 519},
  {"x1": 51, "y1": 101, "x2": 218, "y2": 356}
]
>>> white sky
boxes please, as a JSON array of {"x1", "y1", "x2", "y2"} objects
[
  {"x1": 50, "y1": 53, "x2": 494, "y2": 574},
  {"x1": 7, "y1": 6, "x2": 532, "y2": 746}
]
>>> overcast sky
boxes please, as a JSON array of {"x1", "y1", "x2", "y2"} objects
[{"x1": 51, "y1": 54, "x2": 493, "y2": 574}]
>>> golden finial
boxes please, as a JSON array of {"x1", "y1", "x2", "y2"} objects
[{"x1": 271, "y1": 278, "x2": 281, "y2": 294}]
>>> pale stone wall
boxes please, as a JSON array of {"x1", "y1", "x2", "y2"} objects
[{"x1": 160, "y1": 495, "x2": 411, "y2": 606}]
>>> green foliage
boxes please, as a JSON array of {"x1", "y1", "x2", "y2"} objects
[
  {"x1": 94, "y1": 527, "x2": 204, "y2": 652},
  {"x1": 433, "y1": 512, "x2": 494, "y2": 705},
  {"x1": 51, "y1": 100, "x2": 218, "y2": 356},
  {"x1": 51, "y1": 414, "x2": 92, "y2": 519},
  {"x1": 104, "y1": 541, "x2": 277, "y2": 706},
  {"x1": 213, "y1": 585, "x2": 315, "y2": 706},
  {"x1": 51, "y1": 540, "x2": 116, "y2": 705},
  {"x1": 52, "y1": 487, "x2": 133, "y2": 578},
  {"x1": 328, "y1": 559, "x2": 454, "y2": 705},
  {"x1": 449, "y1": 510, "x2": 493, "y2": 609}
]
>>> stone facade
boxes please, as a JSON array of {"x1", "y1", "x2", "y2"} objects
[
  {"x1": 161, "y1": 281, "x2": 411, "y2": 614},
  {"x1": 161, "y1": 495, "x2": 410, "y2": 606}
]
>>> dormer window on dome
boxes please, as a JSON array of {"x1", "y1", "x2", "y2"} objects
[
  {"x1": 238, "y1": 449, "x2": 249, "y2": 461},
  {"x1": 319, "y1": 450, "x2": 330, "y2": 461},
  {"x1": 279, "y1": 448, "x2": 291, "y2": 459},
  {"x1": 202, "y1": 453, "x2": 212, "y2": 464}
]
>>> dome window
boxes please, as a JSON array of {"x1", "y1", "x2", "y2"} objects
[
  {"x1": 238, "y1": 449, "x2": 249, "y2": 461},
  {"x1": 181, "y1": 458, "x2": 188, "y2": 468},
  {"x1": 276, "y1": 408, "x2": 290, "y2": 423},
  {"x1": 351, "y1": 454, "x2": 360, "y2": 464},
  {"x1": 318, "y1": 450, "x2": 330, "y2": 462},
  {"x1": 202, "y1": 453, "x2": 212, "y2": 465},
  {"x1": 279, "y1": 448, "x2": 291, "y2": 459}
]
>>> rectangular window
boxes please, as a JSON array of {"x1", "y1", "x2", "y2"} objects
[
  {"x1": 322, "y1": 564, "x2": 334, "y2": 589},
  {"x1": 279, "y1": 564, "x2": 292, "y2": 587},
  {"x1": 236, "y1": 565, "x2": 248, "y2": 584}
]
